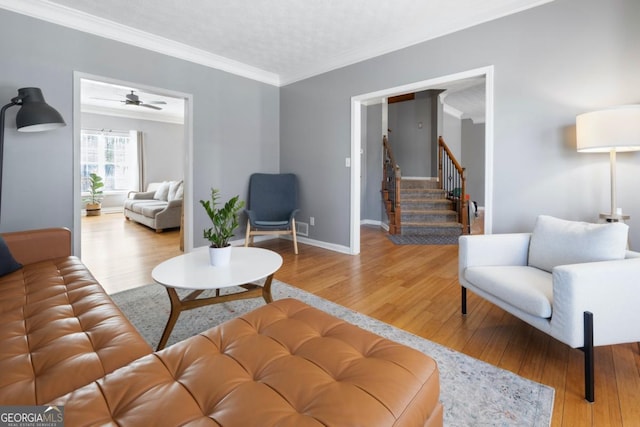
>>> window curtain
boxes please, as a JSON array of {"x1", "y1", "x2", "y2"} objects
[{"x1": 130, "y1": 130, "x2": 144, "y2": 192}]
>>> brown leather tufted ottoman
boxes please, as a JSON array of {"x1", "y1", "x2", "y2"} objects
[{"x1": 51, "y1": 298, "x2": 442, "y2": 426}]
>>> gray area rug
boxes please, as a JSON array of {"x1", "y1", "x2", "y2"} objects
[
  {"x1": 112, "y1": 281, "x2": 554, "y2": 427},
  {"x1": 388, "y1": 234, "x2": 460, "y2": 245}
]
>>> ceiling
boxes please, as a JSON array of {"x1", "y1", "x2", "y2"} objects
[
  {"x1": 439, "y1": 77, "x2": 487, "y2": 123},
  {"x1": 3, "y1": 0, "x2": 552, "y2": 86},
  {"x1": 80, "y1": 79, "x2": 185, "y2": 124}
]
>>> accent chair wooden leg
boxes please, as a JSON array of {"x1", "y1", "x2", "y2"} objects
[
  {"x1": 291, "y1": 218, "x2": 299, "y2": 255},
  {"x1": 583, "y1": 311, "x2": 595, "y2": 402},
  {"x1": 244, "y1": 219, "x2": 251, "y2": 247},
  {"x1": 461, "y1": 286, "x2": 467, "y2": 315}
]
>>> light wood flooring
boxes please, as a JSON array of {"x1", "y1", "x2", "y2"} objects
[{"x1": 81, "y1": 213, "x2": 639, "y2": 427}]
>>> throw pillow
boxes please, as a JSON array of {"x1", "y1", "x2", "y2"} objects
[
  {"x1": 174, "y1": 181, "x2": 184, "y2": 200},
  {"x1": 0, "y1": 236, "x2": 22, "y2": 277},
  {"x1": 153, "y1": 181, "x2": 171, "y2": 201},
  {"x1": 528, "y1": 215, "x2": 628, "y2": 273},
  {"x1": 168, "y1": 180, "x2": 183, "y2": 201}
]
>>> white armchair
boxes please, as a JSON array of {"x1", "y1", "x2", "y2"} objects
[{"x1": 458, "y1": 215, "x2": 640, "y2": 402}]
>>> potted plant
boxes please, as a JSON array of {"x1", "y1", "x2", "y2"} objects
[
  {"x1": 84, "y1": 173, "x2": 104, "y2": 216},
  {"x1": 200, "y1": 188, "x2": 245, "y2": 266}
]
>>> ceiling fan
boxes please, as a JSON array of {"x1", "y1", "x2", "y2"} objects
[{"x1": 93, "y1": 90, "x2": 167, "y2": 110}]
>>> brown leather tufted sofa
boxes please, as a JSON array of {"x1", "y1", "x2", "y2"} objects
[{"x1": 1, "y1": 228, "x2": 443, "y2": 426}]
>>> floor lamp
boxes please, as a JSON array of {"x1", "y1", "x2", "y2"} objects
[
  {"x1": 576, "y1": 105, "x2": 640, "y2": 222},
  {"x1": 0, "y1": 87, "x2": 66, "y2": 223}
]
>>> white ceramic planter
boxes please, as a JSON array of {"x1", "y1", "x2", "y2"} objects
[{"x1": 208, "y1": 245, "x2": 232, "y2": 266}]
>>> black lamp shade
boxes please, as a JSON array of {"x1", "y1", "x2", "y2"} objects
[{"x1": 15, "y1": 88, "x2": 65, "y2": 132}]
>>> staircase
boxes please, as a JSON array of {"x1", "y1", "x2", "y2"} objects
[
  {"x1": 399, "y1": 179, "x2": 463, "y2": 238},
  {"x1": 381, "y1": 135, "x2": 467, "y2": 242}
]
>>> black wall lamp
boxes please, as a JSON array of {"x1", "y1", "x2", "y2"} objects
[{"x1": 0, "y1": 87, "x2": 66, "y2": 223}]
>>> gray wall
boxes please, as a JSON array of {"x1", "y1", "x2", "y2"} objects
[
  {"x1": 461, "y1": 119, "x2": 485, "y2": 206},
  {"x1": 281, "y1": 0, "x2": 640, "y2": 249},
  {"x1": 388, "y1": 92, "x2": 434, "y2": 178},
  {"x1": 0, "y1": 10, "x2": 279, "y2": 249},
  {"x1": 442, "y1": 110, "x2": 462, "y2": 160},
  {"x1": 364, "y1": 103, "x2": 383, "y2": 222}
]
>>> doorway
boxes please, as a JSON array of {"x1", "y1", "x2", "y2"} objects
[
  {"x1": 72, "y1": 72, "x2": 194, "y2": 288},
  {"x1": 350, "y1": 66, "x2": 494, "y2": 254}
]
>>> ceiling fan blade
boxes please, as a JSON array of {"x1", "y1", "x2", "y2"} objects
[
  {"x1": 140, "y1": 103, "x2": 162, "y2": 110},
  {"x1": 90, "y1": 97, "x2": 122, "y2": 102},
  {"x1": 148, "y1": 101, "x2": 167, "y2": 105}
]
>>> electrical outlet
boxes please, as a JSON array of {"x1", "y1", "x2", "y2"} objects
[{"x1": 310, "y1": 217, "x2": 315, "y2": 226}]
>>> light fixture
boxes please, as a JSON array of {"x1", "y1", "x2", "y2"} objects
[
  {"x1": 0, "y1": 87, "x2": 66, "y2": 222},
  {"x1": 576, "y1": 105, "x2": 640, "y2": 221}
]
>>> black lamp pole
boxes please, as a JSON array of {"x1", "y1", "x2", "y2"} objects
[{"x1": 0, "y1": 87, "x2": 65, "y2": 223}]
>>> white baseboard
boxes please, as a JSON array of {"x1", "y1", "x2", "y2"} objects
[
  {"x1": 361, "y1": 219, "x2": 389, "y2": 231},
  {"x1": 82, "y1": 207, "x2": 122, "y2": 215},
  {"x1": 225, "y1": 234, "x2": 352, "y2": 255}
]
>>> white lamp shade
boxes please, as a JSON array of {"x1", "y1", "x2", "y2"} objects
[{"x1": 576, "y1": 105, "x2": 640, "y2": 153}]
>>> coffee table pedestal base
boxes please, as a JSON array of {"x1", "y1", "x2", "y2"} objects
[{"x1": 156, "y1": 274, "x2": 274, "y2": 350}]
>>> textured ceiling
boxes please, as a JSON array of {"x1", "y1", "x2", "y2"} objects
[{"x1": 32, "y1": 0, "x2": 551, "y2": 85}]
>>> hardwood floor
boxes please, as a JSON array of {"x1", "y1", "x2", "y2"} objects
[
  {"x1": 81, "y1": 214, "x2": 639, "y2": 426},
  {"x1": 81, "y1": 213, "x2": 183, "y2": 294}
]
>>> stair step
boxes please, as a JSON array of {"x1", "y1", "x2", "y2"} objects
[
  {"x1": 401, "y1": 209, "x2": 458, "y2": 223},
  {"x1": 401, "y1": 189, "x2": 446, "y2": 199},
  {"x1": 400, "y1": 179, "x2": 440, "y2": 190},
  {"x1": 401, "y1": 222, "x2": 463, "y2": 236},
  {"x1": 401, "y1": 199, "x2": 453, "y2": 210}
]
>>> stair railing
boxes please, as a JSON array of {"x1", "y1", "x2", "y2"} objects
[
  {"x1": 438, "y1": 136, "x2": 468, "y2": 234},
  {"x1": 382, "y1": 135, "x2": 401, "y2": 234}
]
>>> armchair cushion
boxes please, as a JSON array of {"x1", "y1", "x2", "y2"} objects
[
  {"x1": 246, "y1": 173, "x2": 298, "y2": 228},
  {"x1": 528, "y1": 215, "x2": 628, "y2": 273},
  {"x1": 465, "y1": 266, "x2": 553, "y2": 318}
]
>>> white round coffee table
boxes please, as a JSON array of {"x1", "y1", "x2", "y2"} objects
[{"x1": 152, "y1": 247, "x2": 283, "y2": 350}]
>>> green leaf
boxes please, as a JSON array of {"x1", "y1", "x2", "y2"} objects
[{"x1": 199, "y1": 188, "x2": 245, "y2": 248}]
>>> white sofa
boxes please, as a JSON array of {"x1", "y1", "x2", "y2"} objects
[
  {"x1": 459, "y1": 215, "x2": 640, "y2": 402},
  {"x1": 124, "y1": 181, "x2": 183, "y2": 232}
]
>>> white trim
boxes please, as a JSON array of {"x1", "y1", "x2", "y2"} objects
[
  {"x1": 443, "y1": 103, "x2": 464, "y2": 119},
  {"x1": 351, "y1": 66, "x2": 495, "y2": 254},
  {"x1": 483, "y1": 67, "x2": 494, "y2": 234},
  {"x1": 81, "y1": 105, "x2": 184, "y2": 125},
  {"x1": 2, "y1": 0, "x2": 279, "y2": 86},
  {"x1": 361, "y1": 219, "x2": 384, "y2": 227},
  {"x1": 229, "y1": 234, "x2": 352, "y2": 255},
  {"x1": 350, "y1": 101, "x2": 361, "y2": 254},
  {"x1": 73, "y1": 72, "x2": 195, "y2": 255}
]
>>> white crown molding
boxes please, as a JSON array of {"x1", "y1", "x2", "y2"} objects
[
  {"x1": 469, "y1": 115, "x2": 486, "y2": 124},
  {"x1": 0, "y1": 0, "x2": 280, "y2": 86},
  {"x1": 443, "y1": 103, "x2": 464, "y2": 119},
  {"x1": 81, "y1": 104, "x2": 184, "y2": 125}
]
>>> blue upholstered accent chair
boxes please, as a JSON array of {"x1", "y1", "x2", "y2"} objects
[{"x1": 244, "y1": 173, "x2": 299, "y2": 254}]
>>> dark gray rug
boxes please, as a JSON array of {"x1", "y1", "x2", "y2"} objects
[
  {"x1": 112, "y1": 281, "x2": 553, "y2": 427},
  {"x1": 388, "y1": 234, "x2": 460, "y2": 245}
]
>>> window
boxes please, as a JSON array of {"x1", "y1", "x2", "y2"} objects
[{"x1": 81, "y1": 130, "x2": 139, "y2": 193}]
